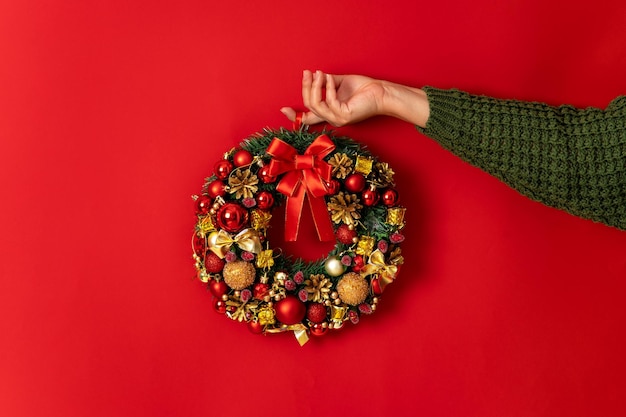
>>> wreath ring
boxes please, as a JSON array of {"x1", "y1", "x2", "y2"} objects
[{"x1": 192, "y1": 124, "x2": 406, "y2": 345}]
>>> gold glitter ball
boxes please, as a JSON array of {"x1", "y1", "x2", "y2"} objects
[
  {"x1": 336, "y1": 272, "x2": 369, "y2": 306},
  {"x1": 222, "y1": 260, "x2": 256, "y2": 290}
]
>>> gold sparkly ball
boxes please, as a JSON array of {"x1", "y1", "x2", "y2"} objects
[
  {"x1": 222, "y1": 260, "x2": 256, "y2": 290},
  {"x1": 336, "y1": 272, "x2": 369, "y2": 306}
]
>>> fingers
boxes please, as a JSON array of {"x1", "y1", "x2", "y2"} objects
[
  {"x1": 280, "y1": 107, "x2": 297, "y2": 121},
  {"x1": 301, "y1": 111, "x2": 325, "y2": 125},
  {"x1": 280, "y1": 107, "x2": 324, "y2": 125},
  {"x1": 299, "y1": 69, "x2": 342, "y2": 125},
  {"x1": 301, "y1": 70, "x2": 313, "y2": 111},
  {"x1": 309, "y1": 70, "x2": 328, "y2": 112},
  {"x1": 324, "y1": 73, "x2": 338, "y2": 110}
]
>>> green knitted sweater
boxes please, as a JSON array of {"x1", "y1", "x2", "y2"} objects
[{"x1": 417, "y1": 87, "x2": 626, "y2": 230}]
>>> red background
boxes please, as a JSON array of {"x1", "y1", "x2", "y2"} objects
[{"x1": 2, "y1": 1, "x2": 626, "y2": 416}]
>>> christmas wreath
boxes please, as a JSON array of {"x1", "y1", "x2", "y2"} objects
[{"x1": 192, "y1": 126, "x2": 406, "y2": 345}]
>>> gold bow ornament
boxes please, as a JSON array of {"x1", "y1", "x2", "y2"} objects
[
  {"x1": 208, "y1": 229, "x2": 262, "y2": 259},
  {"x1": 360, "y1": 249, "x2": 398, "y2": 293}
]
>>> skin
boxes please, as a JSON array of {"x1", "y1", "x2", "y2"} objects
[{"x1": 281, "y1": 70, "x2": 431, "y2": 128}]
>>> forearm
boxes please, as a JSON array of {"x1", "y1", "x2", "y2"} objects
[{"x1": 416, "y1": 87, "x2": 626, "y2": 230}]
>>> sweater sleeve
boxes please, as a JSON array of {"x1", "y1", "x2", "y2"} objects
[{"x1": 417, "y1": 87, "x2": 626, "y2": 230}]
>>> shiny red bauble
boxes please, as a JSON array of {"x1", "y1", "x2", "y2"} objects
[
  {"x1": 193, "y1": 234, "x2": 205, "y2": 256},
  {"x1": 258, "y1": 165, "x2": 277, "y2": 184},
  {"x1": 310, "y1": 323, "x2": 328, "y2": 337},
  {"x1": 209, "y1": 279, "x2": 229, "y2": 297},
  {"x1": 325, "y1": 179, "x2": 340, "y2": 195},
  {"x1": 213, "y1": 299, "x2": 227, "y2": 314},
  {"x1": 344, "y1": 173, "x2": 366, "y2": 193},
  {"x1": 247, "y1": 320, "x2": 263, "y2": 334},
  {"x1": 255, "y1": 191, "x2": 274, "y2": 210},
  {"x1": 381, "y1": 188, "x2": 398, "y2": 206},
  {"x1": 196, "y1": 195, "x2": 212, "y2": 215},
  {"x1": 274, "y1": 295, "x2": 306, "y2": 325},
  {"x1": 361, "y1": 188, "x2": 379, "y2": 206},
  {"x1": 371, "y1": 277, "x2": 384, "y2": 295},
  {"x1": 216, "y1": 203, "x2": 249, "y2": 233},
  {"x1": 214, "y1": 160, "x2": 233, "y2": 180},
  {"x1": 233, "y1": 149, "x2": 253, "y2": 167},
  {"x1": 207, "y1": 180, "x2": 226, "y2": 198},
  {"x1": 205, "y1": 252, "x2": 226, "y2": 273},
  {"x1": 306, "y1": 303, "x2": 327, "y2": 324}
]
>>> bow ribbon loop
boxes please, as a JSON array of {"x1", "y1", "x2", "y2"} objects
[
  {"x1": 266, "y1": 135, "x2": 336, "y2": 241},
  {"x1": 209, "y1": 229, "x2": 262, "y2": 259}
]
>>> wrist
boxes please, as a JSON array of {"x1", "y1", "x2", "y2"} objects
[{"x1": 380, "y1": 81, "x2": 430, "y2": 128}]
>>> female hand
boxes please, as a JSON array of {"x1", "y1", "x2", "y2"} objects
[
  {"x1": 281, "y1": 70, "x2": 430, "y2": 128},
  {"x1": 281, "y1": 70, "x2": 386, "y2": 127}
]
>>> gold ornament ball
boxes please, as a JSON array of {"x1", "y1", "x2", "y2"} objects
[
  {"x1": 324, "y1": 256, "x2": 346, "y2": 277},
  {"x1": 223, "y1": 260, "x2": 256, "y2": 290},
  {"x1": 336, "y1": 272, "x2": 369, "y2": 306}
]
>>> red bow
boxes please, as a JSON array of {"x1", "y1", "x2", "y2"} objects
[{"x1": 266, "y1": 135, "x2": 336, "y2": 241}]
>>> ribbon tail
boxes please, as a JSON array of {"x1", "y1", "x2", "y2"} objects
[
  {"x1": 265, "y1": 324, "x2": 309, "y2": 346},
  {"x1": 284, "y1": 185, "x2": 306, "y2": 241},
  {"x1": 293, "y1": 328, "x2": 309, "y2": 346},
  {"x1": 308, "y1": 194, "x2": 335, "y2": 242}
]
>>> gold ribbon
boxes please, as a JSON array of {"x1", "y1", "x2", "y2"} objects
[
  {"x1": 256, "y1": 249, "x2": 275, "y2": 269},
  {"x1": 208, "y1": 229, "x2": 262, "y2": 259},
  {"x1": 266, "y1": 323, "x2": 310, "y2": 346},
  {"x1": 360, "y1": 249, "x2": 398, "y2": 291}
]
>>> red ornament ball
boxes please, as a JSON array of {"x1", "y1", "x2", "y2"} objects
[
  {"x1": 214, "y1": 160, "x2": 233, "y2": 180},
  {"x1": 205, "y1": 252, "x2": 226, "y2": 273},
  {"x1": 371, "y1": 277, "x2": 384, "y2": 295},
  {"x1": 335, "y1": 224, "x2": 357, "y2": 245},
  {"x1": 196, "y1": 195, "x2": 212, "y2": 215},
  {"x1": 326, "y1": 179, "x2": 340, "y2": 195},
  {"x1": 233, "y1": 149, "x2": 253, "y2": 167},
  {"x1": 213, "y1": 299, "x2": 227, "y2": 314},
  {"x1": 209, "y1": 279, "x2": 229, "y2": 298},
  {"x1": 216, "y1": 203, "x2": 249, "y2": 233},
  {"x1": 255, "y1": 191, "x2": 274, "y2": 210},
  {"x1": 207, "y1": 180, "x2": 226, "y2": 198},
  {"x1": 248, "y1": 320, "x2": 263, "y2": 334},
  {"x1": 193, "y1": 235, "x2": 206, "y2": 256},
  {"x1": 381, "y1": 188, "x2": 398, "y2": 206},
  {"x1": 310, "y1": 323, "x2": 328, "y2": 337},
  {"x1": 306, "y1": 303, "x2": 328, "y2": 324},
  {"x1": 361, "y1": 188, "x2": 379, "y2": 206},
  {"x1": 344, "y1": 173, "x2": 366, "y2": 193},
  {"x1": 258, "y1": 165, "x2": 276, "y2": 184},
  {"x1": 274, "y1": 295, "x2": 306, "y2": 325}
]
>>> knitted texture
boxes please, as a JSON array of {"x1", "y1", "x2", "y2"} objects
[{"x1": 417, "y1": 87, "x2": 626, "y2": 230}]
